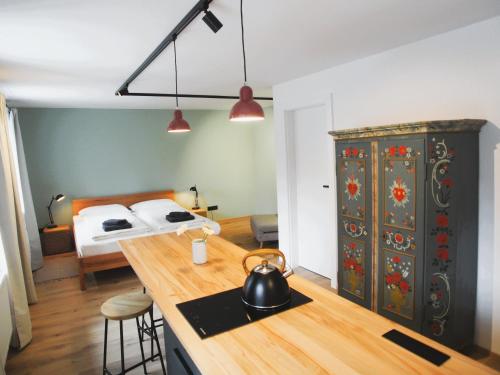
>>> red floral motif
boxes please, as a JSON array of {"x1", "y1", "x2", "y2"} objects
[
  {"x1": 345, "y1": 147, "x2": 351, "y2": 157},
  {"x1": 392, "y1": 272, "x2": 402, "y2": 283},
  {"x1": 349, "y1": 223, "x2": 356, "y2": 232},
  {"x1": 431, "y1": 322, "x2": 441, "y2": 335},
  {"x1": 352, "y1": 148, "x2": 359, "y2": 157},
  {"x1": 436, "y1": 233, "x2": 448, "y2": 245},
  {"x1": 354, "y1": 264, "x2": 363, "y2": 275},
  {"x1": 343, "y1": 258, "x2": 356, "y2": 270},
  {"x1": 389, "y1": 146, "x2": 397, "y2": 157},
  {"x1": 441, "y1": 178, "x2": 453, "y2": 188},
  {"x1": 437, "y1": 249, "x2": 449, "y2": 261},
  {"x1": 343, "y1": 245, "x2": 364, "y2": 278},
  {"x1": 394, "y1": 233, "x2": 404, "y2": 244},
  {"x1": 436, "y1": 214, "x2": 448, "y2": 227},
  {"x1": 399, "y1": 145, "x2": 407, "y2": 156},
  {"x1": 399, "y1": 280, "x2": 410, "y2": 294},
  {"x1": 385, "y1": 252, "x2": 413, "y2": 304}
]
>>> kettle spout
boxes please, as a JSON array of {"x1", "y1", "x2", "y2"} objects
[{"x1": 283, "y1": 267, "x2": 294, "y2": 278}]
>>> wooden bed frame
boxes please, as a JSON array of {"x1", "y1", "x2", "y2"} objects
[{"x1": 72, "y1": 190, "x2": 175, "y2": 290}]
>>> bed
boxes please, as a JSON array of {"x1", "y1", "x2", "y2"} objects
[{"x1": 72, "y1": 190, "x2": 220, "y2": 290}]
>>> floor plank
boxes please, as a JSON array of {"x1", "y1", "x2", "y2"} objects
[{"x1": 5, "y1": 216, "x2": 499, "y2": 374}]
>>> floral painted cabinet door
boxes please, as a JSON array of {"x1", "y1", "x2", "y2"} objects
[
  {"x1": 336, "y1": 142, "x2": 372, "y2": 309},
  {"x1": 378, "y1": 139, "x2": 425, "y2": 331}
]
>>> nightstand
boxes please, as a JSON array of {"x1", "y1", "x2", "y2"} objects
[
  {"x1": 190, "y1": 208, "x2": 207, "y2": 217},
  {"x1": 41, "y1": 225, "x2": 75, "y2": 256}
]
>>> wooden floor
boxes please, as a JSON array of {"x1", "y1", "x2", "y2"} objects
[
  {"x1": 5, "y1": 216, "x2": 499, "y2": 374},
  {"x1": 7, "y1": 267, "x2": 162, "y2": 375}
]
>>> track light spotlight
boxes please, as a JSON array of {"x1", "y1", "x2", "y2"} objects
[{"x1": 202, "y1": 10, "x2": 223, "y2": 33}]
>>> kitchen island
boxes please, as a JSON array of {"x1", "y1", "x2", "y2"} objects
[{"x1": 119, "y1": 232, "x2": 494, "y2": 374}]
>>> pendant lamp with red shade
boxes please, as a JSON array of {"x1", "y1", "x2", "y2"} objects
[
  {"x1": 229, "y1": 0, "x2": 264, "y2": 122},
  {"x1": 167, "y1": 36, "x2": 191, "y2": 133}
]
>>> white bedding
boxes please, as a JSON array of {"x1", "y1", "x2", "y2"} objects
[
  {"x1": 87, "y1": 212, "x2": 152, "y2": 241},
  {"x1": 73, "y1": 215, "x2": 153, "y2": 257},
  {"x1": 134, "y1": 207, "x2": 207, "y2": 232},
  {"x1": 74, "y1": 206, "x2": 221, "y2": 258}
]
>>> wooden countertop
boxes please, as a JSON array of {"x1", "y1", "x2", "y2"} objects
[{"x1": 119, "y1": 232, "x2": 495, "y2": 375}]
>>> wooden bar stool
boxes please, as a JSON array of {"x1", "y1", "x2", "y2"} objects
[{"x1": 101, "y1": 292, "x2": 166, "y2": 375}]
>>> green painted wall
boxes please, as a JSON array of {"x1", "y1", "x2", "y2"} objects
[{"x1": 18, "y1": 108, "x2": 276, "y2": 226}]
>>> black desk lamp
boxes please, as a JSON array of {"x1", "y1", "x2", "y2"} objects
[
  {"x1": 47, "y1": 194, "x2": 65, "y2": 228},
  {"x1": 189, "y1": 185, "x2": 200, "y2": 210}
]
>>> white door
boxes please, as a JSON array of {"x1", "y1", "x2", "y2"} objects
[{"x1": 292, "y1": 105, "x2": 334, "y2": 278}]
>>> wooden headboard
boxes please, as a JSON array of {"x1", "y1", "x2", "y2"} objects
[{"x1": 71, "y1": 190, "x2": 175, "y2": 216}]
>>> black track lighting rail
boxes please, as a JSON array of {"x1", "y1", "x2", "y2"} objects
[
  {"x1": 116, "y1": 0, "x2": 211, "y2": 96},
  {"x1": 118, "y1": 91, "x2": 273, "y2": 100},
  {"x1": 115, "y1": 0, "x2": 273, "y2": 101}
]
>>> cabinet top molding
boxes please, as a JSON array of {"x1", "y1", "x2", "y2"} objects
[{"x1": 329, "y1": 119, "x2": 486, "y2": 140}]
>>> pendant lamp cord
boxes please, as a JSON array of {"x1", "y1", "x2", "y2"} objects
[
  {"x1": 240, "y1": 0, "x2": 247, "y2": 84},
  {"x1": 173, "y1": 37, "x2": 179, "y2": 108}
]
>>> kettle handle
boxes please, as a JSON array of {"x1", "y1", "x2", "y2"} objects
[{"x1": 242, "y1": 249, "x2": 287, "y2": 275}]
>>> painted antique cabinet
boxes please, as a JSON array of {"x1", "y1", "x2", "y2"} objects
[{"x1": 330, "y1": 119, "x2": 486, "y2": 350}]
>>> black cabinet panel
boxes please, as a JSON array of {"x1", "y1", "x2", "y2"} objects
[
  {"x1": 164, "y1": 318, "x2": 201, "y2": 375},
  {"x1": 336, "y1": 141, "x2": 372, "y2": 309},
  {"x1": 421, "y1": 133, "x2": 480, "y2": 349},
  {"x1": 377, "y1": 138, "x2": 425, "y2": 332}
]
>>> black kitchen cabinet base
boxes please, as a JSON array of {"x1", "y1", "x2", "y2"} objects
[
  {"x1": 164, "y1": 318, "x2": 201, "y2": 375},
  {"x1": 176, "y1": 287, "x2": 312, "y2": 339}
]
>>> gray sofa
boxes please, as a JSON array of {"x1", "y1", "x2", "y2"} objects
[{"x1": 250, "y1": 214, "x2": 278, "y2": 248}]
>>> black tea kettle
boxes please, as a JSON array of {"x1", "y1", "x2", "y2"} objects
[{"x1": 241, "y1": 249, "x2": 292, "y2": 310}]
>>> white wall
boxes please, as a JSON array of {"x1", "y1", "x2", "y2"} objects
[
  {"x1": 273, "y1": 16, "x2": 500, "y2": 351},
  {"x1": 494, "y1": 143, "x2": 500, "y2": 353},
  {"x1": 0, "y1": 273, "x2": 12, "y2": 372},
  {"x1": 252, "y1": 109, "x2": 278, "y2": 215}
]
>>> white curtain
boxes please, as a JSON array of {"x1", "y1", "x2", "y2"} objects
[
  {"x1": 7, "y1": 109, "x2": 43, "y2": 271},
  {"x1": 0, "y1": 93, "x2": 36, "y2": 349}
]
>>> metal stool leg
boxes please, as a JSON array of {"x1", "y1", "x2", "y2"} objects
[
  {"x1": 103, "y1": 319, "x2": 108, "y2": 375},
  {"x1": 142, "y1": 287, "x2": 155, "y2": 361},
  {"x1": 150, "y1": 316, "x2": 154, "y2": 360},
  {"x1": 136, "y1": 317, "x2": 147, "y2": 374},
  {"x1": 119, "y1": 320, "x2": 125, "y2": 375},
  {"x1": 142, "y1": 287, "x2": 162, "y2": 361},
  {"x1": 139, "y1": 313, "x2": 155, "y2": 361},
  {"x1": 149, "y1": 309, "x2": 166, "y2": 375}
]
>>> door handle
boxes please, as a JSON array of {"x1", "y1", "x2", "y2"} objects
[{"x1": 322, "y1": 185, "x2": 330, "y2": 189}]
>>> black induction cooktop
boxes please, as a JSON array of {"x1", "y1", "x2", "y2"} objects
[{"x1": 176, "y1": 287, "x2": 312, "y2": 339}]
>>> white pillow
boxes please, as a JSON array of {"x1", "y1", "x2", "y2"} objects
[
  {"x1": 129, "y1": 199, "x2": 178, "y2": 212},
  {"x1": 78, "y1": 204, "x2": 130, "y2": 217}
]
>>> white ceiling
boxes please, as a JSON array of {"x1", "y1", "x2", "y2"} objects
[{"x1": 1, "y1": 0, "x2": 500, "y2": 109}]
